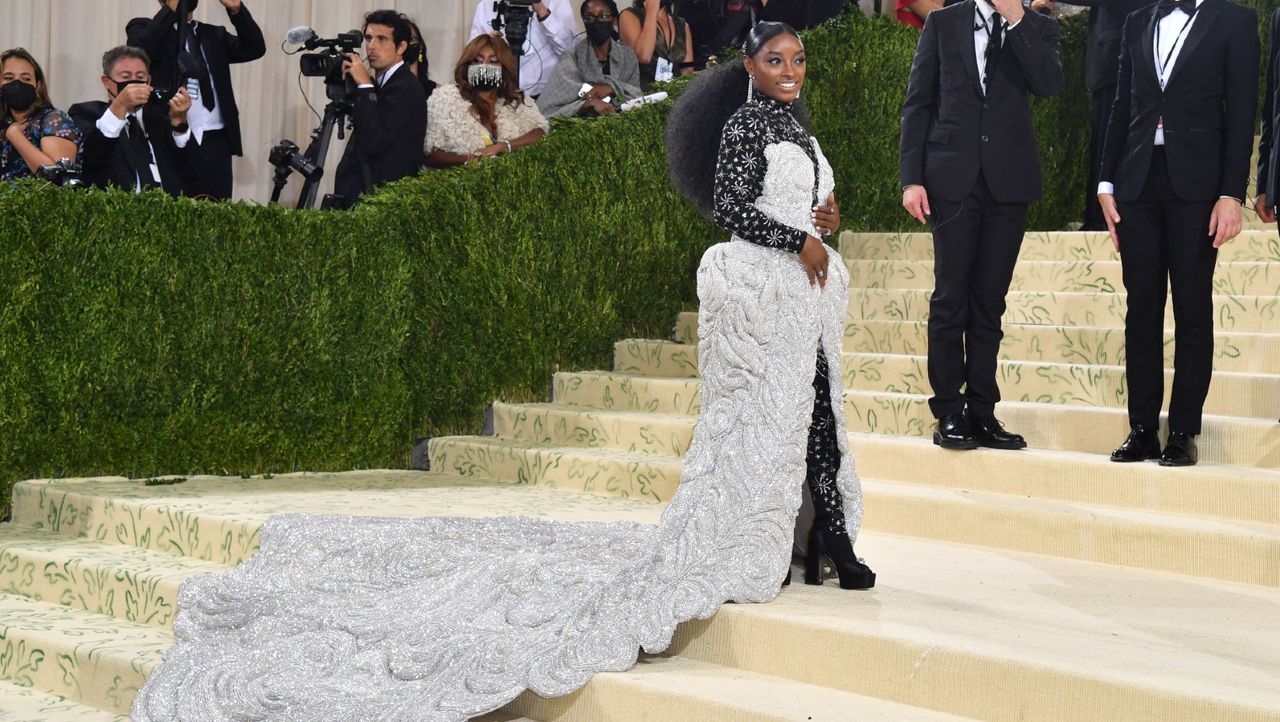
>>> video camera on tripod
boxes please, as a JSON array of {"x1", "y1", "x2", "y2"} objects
[
  {"x1": 268, "y1": 26, "x2": 366, "y2": 210},
  {"x1": 491, "y1": 0, "x2": 536, "y2": 58}
]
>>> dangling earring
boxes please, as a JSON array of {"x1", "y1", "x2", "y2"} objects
[{"x1": 747, "y1": 75, "x2": 755, "y2": 101}]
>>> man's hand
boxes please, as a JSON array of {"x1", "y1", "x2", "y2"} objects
[
  {"x1": 1098, "y1": 193, "x2": 1121, "y2": 252},
  {"x1": 219, "y1": 0, "x2": 243, "y2": 12},
  {"x1": 169, "y1": 87, "x2": 192, "y2": 125},
  {"x1": 991, "y1": 0, "x2": 1027, "y2": 25},
  {"x1": 343, "y1": 53, "x2": 374, "y2": 86},
  {"x1": 110, "y1": 83, "x2": 153, "y2": 118},
  {"x1": 1255, "y1": 193, "x2": 1277, "y2": 224},
  {"x1": 1208, "y1": 197, "x2": 1243, "y2": 248},
  {"x1": 533, "y1": 1, "x2": 551, "y2": 20},
  {"x1": 903, "y1": 185, "x2": 930, "y2": 225},
  {"x1": 1030, "y1": 0, "x2": 1054, "y2": 12}
]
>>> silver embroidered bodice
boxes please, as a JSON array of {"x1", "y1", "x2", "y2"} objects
[{"x1": 132, "y1": 103, "x2": 861, "y2": 722}]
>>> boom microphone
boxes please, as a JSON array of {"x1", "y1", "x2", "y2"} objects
[{"x1": 286, "y1": 26, "x2": 317, "y2": 46}]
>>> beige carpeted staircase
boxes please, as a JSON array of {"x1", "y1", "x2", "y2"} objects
[{"x1": 0, "y1": 226, "x2": 1277, "y2": 721}]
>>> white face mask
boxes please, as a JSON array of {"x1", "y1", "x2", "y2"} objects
[{"x1": 467, "y1": 63, "x2": 503, "y2": 90}]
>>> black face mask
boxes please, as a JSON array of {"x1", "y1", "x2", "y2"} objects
[
  {"x1": 1, "y1": 80, "x2": 37, "y2": 113},
  {"x1": 585, "y1": 20, "x2": 615, "y2": 46},
  {"x1": 115, "y1": 78, "x2": 145, "y2": 96}
]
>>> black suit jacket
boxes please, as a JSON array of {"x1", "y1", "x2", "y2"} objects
[
  {"x1": 333, "y1": 67, "x2": 428, "y2": 202},
  {"x1": 68, "y1": 100, "x2": 189, "y2": 196},
  {"x1": 1257, "y1": 7, "x2": 1280, "y2": 204},
  {"x1": 125, "y1": 3, "x2": 266, "y2": 157},
  {"x1": 1099, "y1": 0, "x2": 1258, "y2": 203},
  {"x1": 899, "y1": 3, "x2": 1064, "y2": 203},
  {"x1": 1058, "y1": 0, "x2": 1154, "y2": 92}
]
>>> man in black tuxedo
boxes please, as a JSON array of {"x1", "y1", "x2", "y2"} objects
[
  {"x1": 126, "y1": 0, "x2": 265, "y2": 200},
  {"x1": 1098, "y1": 0, "x2": 1258, "y2": 466},
  {"x1": 1254, "y1": 8, "x2": 1280, "y2": 228},
  {"x1": 68, "y1": 46, "x2": 192, "y2": 195},
  {"x1": 900, "y1": 0, "x2": 1063, "y2": 451},
  {"x1": 1056, "y1": 0, "x2": 1151, "y2": 230},
  {"x1": 332, "y1": 10, "x2": 428, "y2": 206}
]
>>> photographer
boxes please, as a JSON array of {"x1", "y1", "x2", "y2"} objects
[
  {"x1": 1, "y1": 48, "x2": 81, "y2": 182},
  {"x1": 333, "y1": 10, "x2": 428, "y2": 203},
  {"x1": 69, "y1": 47, "x2": 192, "y2": 195},
  {"x1": 126, "y1": 0, "x2": 266, "y2": 200},
  {"x1": 539, "y1": 0, "x2": 642, "y2": 118},
  {"x1": 472, "y1": 0, "x2": 578, "y2": 96}
]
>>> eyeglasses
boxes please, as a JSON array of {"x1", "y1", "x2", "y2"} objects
[{"x1": 584, "y1": 12, "x2": 615, "y2": 20}]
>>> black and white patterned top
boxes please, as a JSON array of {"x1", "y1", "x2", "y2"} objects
[{"x1": 712, "y1": 92, "x2": 826, "y2": 255}]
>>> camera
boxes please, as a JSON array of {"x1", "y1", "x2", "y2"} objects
[
  {"x1": 299, "y1": 30, "x2": 364, "y2": 99},
  {"x1": 492, "y1": 0, "x2": 536, "y2": 57},
  {"x1": 268, "y1": 140, "x2": 322, "y2": 182},
  {"x1": 36, "y1": 158, "x2": 84, "y2": 188}
]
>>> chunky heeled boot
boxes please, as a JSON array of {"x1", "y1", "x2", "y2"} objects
[{"x1": 804, "y1": 525, "x2": 876, "y2": 590}]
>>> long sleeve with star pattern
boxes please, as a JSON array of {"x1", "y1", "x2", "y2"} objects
[{"x1": 712, "y1": 105, "x2": 809, "y2": 254}]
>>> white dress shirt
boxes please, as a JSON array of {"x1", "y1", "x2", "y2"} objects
[
  {"x1": 974, "y1": 0, "x2": 1021, "y2": 93},
  {"x1": 182, "y1": 24, "x2": 226, "y2": 145},
  {"x1": 1097, "y1": 0, "x2": 1233, "y2": 199},
  {"x1": 471, "y1": 0, "x2": 577, "y2": 96},
  {"x1": 96, "y1": 106, "x2": 191, "y2": 192}
]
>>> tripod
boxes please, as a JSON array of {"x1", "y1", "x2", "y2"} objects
[{"x1": 269, "y1": 95, "x2": 352, "y2": 210}]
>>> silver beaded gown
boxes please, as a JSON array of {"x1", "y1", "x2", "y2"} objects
[{"x1": 131, "y1": 95, "x2": 863, "y2": 722}]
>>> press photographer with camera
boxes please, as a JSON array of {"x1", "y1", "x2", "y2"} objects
[
  {"x1": 69, "y1": 47, "x2": 193, "y2": 195},
  {"x1": 0, "y1": 48, "x2": 81, "y2": 183},
  {"x1": 473, "y1": 0, "x2": 578, "y2": 96},
  {"x1": 332, "y1": 10, "x2": 428, "y2": 204},
  {"x1": 126, "y1": 0, "x2": 265, "y2": 200}
]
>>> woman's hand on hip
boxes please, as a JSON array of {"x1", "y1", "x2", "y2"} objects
[{"x1": 800, "y1": 235, "x2": 830, "y2": 289}]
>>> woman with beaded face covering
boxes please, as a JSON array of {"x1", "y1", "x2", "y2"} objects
[
  {"x1": 423, "y1": 34, "x2": 547, "y2": 168},
  {"x1": 132, "y1": 22, "x2": 870, "y2": 722}
]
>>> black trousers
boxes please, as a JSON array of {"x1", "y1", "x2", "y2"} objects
[
  {"x1": 927, "y1": 175, "x2": 1028, "y2": 419},
  {"x1": 806, "y1": 348, "x2": 847, "y2": 535},
  {"x1": 1083, "y1": 85, "x2": 1115, "y2": 231},
  {"x1": 1115, "y1": 148, "x2": 1217, "y2": 434},
  {"x1": 184, "y1": 128, "x2": 234, "y2": 201}
]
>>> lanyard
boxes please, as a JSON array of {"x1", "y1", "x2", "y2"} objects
[{"x1": 1155, "y1": 5, "x2": 1199, "y2": 89}]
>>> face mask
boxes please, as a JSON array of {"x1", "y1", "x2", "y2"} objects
[
  {"x1": 585, "y1": 20, "x2": 614, "y2": 45},
  {"x1": 115, "y1": 78, "x2": 145, "y2": 96},
  {"x1": 467, "y1": 63, "x2": 503, "y2": 90},
  {"x1": 1, "y1": 80, "x2": 37, "y2": 113}
]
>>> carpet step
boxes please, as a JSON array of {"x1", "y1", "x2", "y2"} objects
[
  {"x1": 0, "y1": 525, "x2": 224, "y2": 627},
  {"x1": 618, "y1": 327, "x2": 1280, "y2": 377},
  {"x1": 848, "y1": 259, "x2": 1280, "y2": 296},
  {"x1": 505, "y1": 656, "x2": 975, "y2": 722},
  {"x1": 674, "y1": 534, "x2": 1280, "y2": 722},
  {"x1": 838, "y1": 230, "x2": 1280, "y2": 263},
  {"x1": 489, "y1": 398, "x2": 1280, "y2": 468},
  {"x1": 0, "y1": 680, "x2": 126, "y2": 722},
  {"x1": 564, "y1": 359, "x2": 1280, "y2": 420},
  {"x1": 8, "y1": 472, "x2": 659, "y2": 564},
  {"x1": 0, "y1": 594, "x2": 169, "y2": 715}
]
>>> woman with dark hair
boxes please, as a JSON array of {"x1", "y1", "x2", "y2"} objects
[
  {"x1": 619, "y1": 0, "x2": 693, "y2": 88},
  {"x1": 1, "y1": 48, "x2": 80, "y2": 182},
  {"x1": 132, "y1": 22, "x2": 871, "y2": 722},
  {"x1": 423, "y1": 34, "x2": 548, "y2": 167},
  {"x1": 401, "y1": 15, "x2": 437, "y2": 100}
]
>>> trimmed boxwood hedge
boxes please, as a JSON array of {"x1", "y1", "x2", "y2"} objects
[{"x1": 0, "y1": 12, "x2": 1091, "y2": 517}]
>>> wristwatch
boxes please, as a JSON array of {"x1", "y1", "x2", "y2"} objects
[{"x1": 171, "y1": 121, "x2": 190, "y2": 134}]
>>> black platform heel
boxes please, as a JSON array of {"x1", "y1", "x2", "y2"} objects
[{"x1": 804, "y1": 526, "x2": 876, "y2": 590}]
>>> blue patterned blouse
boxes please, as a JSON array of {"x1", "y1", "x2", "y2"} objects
[{"x1": 0, "y1": 105, "x2": 82, "y2": 181}]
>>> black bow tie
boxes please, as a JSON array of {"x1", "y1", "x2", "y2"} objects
[{"x1": 1156, "y1": 0, "x2": 1196, "y2": 18}]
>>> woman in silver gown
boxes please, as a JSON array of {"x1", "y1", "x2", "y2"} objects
[{"x1": 132, "y1": 21, "x2": 873, "y2": 722}]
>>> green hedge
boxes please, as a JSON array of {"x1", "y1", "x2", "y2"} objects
[{"x1": 0, "y1": 12, "x2": 1089, "y2": 518}]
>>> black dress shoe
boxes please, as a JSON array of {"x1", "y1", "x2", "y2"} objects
[
  {"x1": 1110, "y1": 425, "x2": 1161, "y2": 463},
  {"x1": 933, "y1": 413, "x2": 979, "y2": 450},
  {"x1": 967, "y1": 414, "x2": 1027, "y2": 450},
  {"x1": 1159, "y1": 431, "x2": 1197, "y2": 467}
]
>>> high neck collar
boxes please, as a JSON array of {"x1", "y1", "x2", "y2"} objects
[{"x1": 748, "y1": 89, "x2": 794, "y2": 113}]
